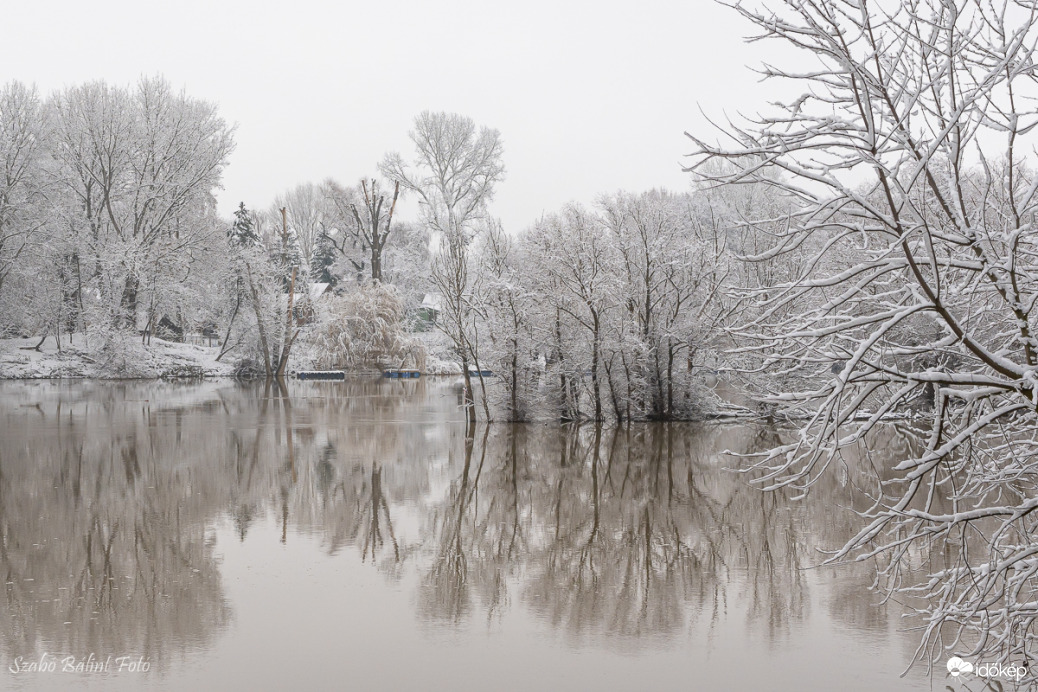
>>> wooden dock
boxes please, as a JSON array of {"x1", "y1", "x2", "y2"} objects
[
  {"x1": 383, "y1": 369, "x2": 421, "y2": 379},
  {"x1": 297, "y1": 371, "x2": 346, "y2": 380}
]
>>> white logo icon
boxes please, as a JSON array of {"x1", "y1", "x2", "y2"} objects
[{"x1": 947, "y1": 657, "x2": 974, "y2": 676}]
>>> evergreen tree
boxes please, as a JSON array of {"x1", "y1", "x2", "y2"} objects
[
  {"x1": 311, "y1": 232, "x2": 338, "y2": 286},
  {"x1": 229, "y1": 202, "x2": 260, "y2": 248},
  {"x1": 277, "y1": 226, "x2": 304, "y2": 272}
]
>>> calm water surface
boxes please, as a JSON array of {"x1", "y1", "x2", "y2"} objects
[{"x1": 0, "y1": 380, "x2": 935, "y2": 691}]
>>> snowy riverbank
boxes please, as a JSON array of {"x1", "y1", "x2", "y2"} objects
[
  {"x1": 0, "y1": 334, "x2": 235, "y2": 380},
  {"x1": 0, "y1": 330, "x2": 462, "y2": 380}
]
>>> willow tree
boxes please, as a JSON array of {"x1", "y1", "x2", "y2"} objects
[{"x1": 689, "y1": 0, "x2": 1038, "y2": 677}]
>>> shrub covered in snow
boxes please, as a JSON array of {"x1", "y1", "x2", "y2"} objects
[{"x1": 309, "y1": 283, "x2": 425, "y2": 372}]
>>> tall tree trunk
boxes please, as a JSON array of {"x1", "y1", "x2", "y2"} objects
[
  {"x1": 275, "y1": 267, "x2": 299, "y2": 380},
  {"x1": 666, "y1": 342, "x2": 675, "y2": 418},
  {"x1": 555, "y1": 307, "x2": 572, "y2": 422},
  {"x1": 621, "y1": 349, "x2": 633, "y2": 421},
  {"x1": 591, "y1": 310, "x2": 602, "y2": 422},
  {"x1": 61, "y1": 252, "x2": 82, "y2": 336},
  {"x1": 653, "y1": 347, "x2": 664, "y2": 419},
  {"x1": 605, "y1": 358, "x2": 623, "y2": 422},
  {"x1": 460, "y1": 329, "x2": 475, "y2": 427},
  {"x1": 216, "y1": 290, "x2": 242, "y2": 362},
  {"x1": 371, "y1": 241, "x2": 382, "y2": 283},
  {"x1": 510, "y1": 340, "x2": 518, "y2": 419},
  {"x1": 245, "y1": 263, "x2": 273, "y2": 379}
]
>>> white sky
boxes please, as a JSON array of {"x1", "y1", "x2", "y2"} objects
[{"x1": 2, "y1": 0, "x2": 784, "y2": 232}]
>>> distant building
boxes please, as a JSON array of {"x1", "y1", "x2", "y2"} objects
[
  {"x1": 419, "y1": 293, "x2": 442, "y2": 324},
  {"x1": 309, "y1": 282, "x2": 331, "y2": 302}
]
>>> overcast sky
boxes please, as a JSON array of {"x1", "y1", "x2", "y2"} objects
[{"x1": 2, "y1": 0, "x2": 782, "y2": 232}]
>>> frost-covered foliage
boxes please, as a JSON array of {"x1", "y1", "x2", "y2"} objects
[
  {"x1": 690, "y1": 0, "x2": 1038, "y2": 678},
  {"x1": 263, "y1": 183, "x2": 326, "y2": 281},
  {"x1": 322, "y1": 177, "x2": 399, "y2": 284},
  {"x1": 244, "y1": 178, "x2": 432, "y2": 303},
  {"x1": 310, "y1": 283, "x2": 425, "y2": 371},
  {"x1": 0, "y1": 82, "x2": 48, "y2": 334},
  {"x1": 381, "y1": 111, "x2": 505, "y2": 421},
  {"x1": 229, "y1": 202, "x2": 261, "y2": 248},
  {"x1": 465, "y1": 190, "x2": 733, "y2": 422},
  {"x1": 200, "y1": 200, "x2": 311, "y2": 379},
  {"x1": 467, "y1": 223, "x2": 540, "y2": 420},
  {"x1": 0, "y1": 77, "x2": 234, "y2": 358}
]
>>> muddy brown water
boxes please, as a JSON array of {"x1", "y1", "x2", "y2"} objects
[{"x1": 0, "y1": 379, "x2": 936, "y2": 691}]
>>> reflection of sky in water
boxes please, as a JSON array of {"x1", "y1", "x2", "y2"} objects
[{"x1": 0, "y1": 380, "x2": 933, "y2": 691}]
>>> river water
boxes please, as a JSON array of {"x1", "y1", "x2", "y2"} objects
[{"x1": 0, "y1": 379, "x2": 936, "y2": 691}]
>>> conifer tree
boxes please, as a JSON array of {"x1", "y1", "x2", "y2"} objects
[{"x1": 229, "y1": 203, "x2": 260, "y2": 249}]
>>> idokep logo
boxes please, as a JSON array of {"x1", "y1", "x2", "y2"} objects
[{"x1": 947, "y1": 656, "x2": 1027, "y2": 682}]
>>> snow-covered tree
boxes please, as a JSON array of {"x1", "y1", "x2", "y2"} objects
[
  {"x1": 310, "y1": 282, "x2": 425, "y2": 371},
  {"x1": 381, "y1": 111, "x2": 505, "y2": 423},
  {"x1": 599, "y1": 189, "x2": 732, "y2": 419},
  {"x1": 480, "y1": 189, "x2": 731, "y2": 423},
  {"x1": 229, "y1": 202, "x2": 261, "y2": 249},
  {"x1": 0, "y1": 82, "x2": 48, "y2": 317},
  {"x1": 51, "y1": 77, "x2": 234, "y2": 336},
  {"x1": 323, "y1": 177, "x2": 400, "y2": 284},
  {"x1": 524, "y1": 204, "x2": 617, "y2": 421},
  {"x1": 470, "y1": 223, "x2": 538, "y2": 420},
  {"x1": 378, "y1": 219, "x2": 432, "y2": 298},
  {"x1": 266, "y1": 183, "x2": 328, "y2": 280},
  {"x1": 216, "y1": 203, "x2": 261, "y2": 361},
  {"x1": 689, "y1": 0, "x2": 1038, "y2": 676}
]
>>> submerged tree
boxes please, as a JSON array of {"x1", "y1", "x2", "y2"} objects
[
  {"x1": 472, "y1": 189, "x2": 731, "y2": 424},
  {"x1": 381, "y1": 111, "x2": 505, "y2": 423},
  {"x1": 689, "y1": 0, "x2": 1038, "y2": 677}
]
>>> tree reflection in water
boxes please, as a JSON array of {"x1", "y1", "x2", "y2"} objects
[
  {"x1": 0, "y1": 381, "x2": 231, "y2": 672},
  {"x1": 417, "y1": 420, "x2": 919, "y2": 649},
  {"x1": 0, "y1": 379, "x2": 923, "y2": 673},
  {"x1": 436, "y1": 424, "x2": 729, "y2": 640}
]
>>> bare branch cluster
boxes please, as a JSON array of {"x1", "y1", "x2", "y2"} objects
[{"x1": 690, "y1": 0, "x2": 1038, "y2": 674}]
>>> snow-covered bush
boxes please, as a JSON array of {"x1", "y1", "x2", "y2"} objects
[
  {"x1": 310, "y1": 283, "x2": 425, "y2": 371},
  {"x1": 90, "y1": 330, "x2": 152, "y2": 378}
]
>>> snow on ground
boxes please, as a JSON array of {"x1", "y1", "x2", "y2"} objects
[
  {"x1": 0, "y1": 333, "x2": 235, "y2": 380},
  {"x1": 1, "y1": 330, "x2": 461, "y2": 380}
]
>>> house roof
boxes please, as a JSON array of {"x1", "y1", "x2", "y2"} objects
[
  {"x1": 309, "y1": 283, "x2": 330, "y2": 301},
  {"x1": 421, "y1": 293, "x2": 442, "y2": 311}
]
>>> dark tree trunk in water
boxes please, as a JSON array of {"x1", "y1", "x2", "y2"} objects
[
  {"x1": 460, "y1": 339, "x2": 475, "y2": 427},
  {"x1": 591, "y1": 310, "x2": 602, "y2": 421},
  {"x1": 274, "y1": 267, "x2": 299, "y2": 380}
]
